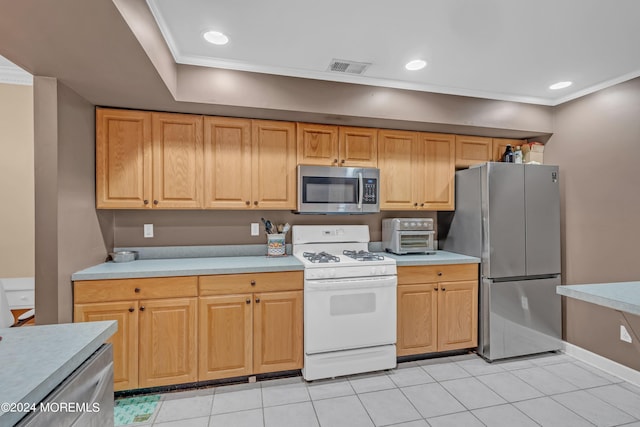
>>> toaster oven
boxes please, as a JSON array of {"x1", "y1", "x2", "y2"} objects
[{"x1": 382, "y1": 218, "x2": 435, "y2": 254}]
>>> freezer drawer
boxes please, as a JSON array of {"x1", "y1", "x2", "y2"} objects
[{"x1": 479, "y1": 277, "x2": 561, "y2": 361}]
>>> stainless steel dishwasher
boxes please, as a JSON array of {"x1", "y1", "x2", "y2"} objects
[{"x1": 16, "y1": 344, "x2": 114, "y2": 426}]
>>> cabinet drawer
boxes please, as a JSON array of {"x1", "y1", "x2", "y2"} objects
[
  {"x1": 199, "y1": 271, "x2": 303, "y2": 295},
  {"x1": 74, "y1": 277, "x2": 198, "y2": 303},
  {"x1": 398, "y1": 264, "x2": 478, "y2": 285}
]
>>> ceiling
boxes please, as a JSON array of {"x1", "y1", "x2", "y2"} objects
[{"x1": 147, "y1": 0, "x2": 640, "y2": 106}]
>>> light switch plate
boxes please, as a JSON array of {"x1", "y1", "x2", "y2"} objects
[
  {"x1": 251, "y1": 223, "x2": 260, "y2": 236},
  {"x1": 144, "y1": 224, "x2": 154, "y2": 238}
]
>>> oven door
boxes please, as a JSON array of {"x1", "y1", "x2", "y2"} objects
[{"x1": 304, "y1": 275, "x2": 396, "y2": 354}]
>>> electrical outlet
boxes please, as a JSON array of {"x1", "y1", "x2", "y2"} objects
[
  {"x1": 620, "y1": 325, "x2": 632, "y2": 343},
  {"x1": 251, "y1": 223, "x2": 260, "y2": 236},
  {"x1": 144, "y1": 223, "x2": 154, "y2": 238}
]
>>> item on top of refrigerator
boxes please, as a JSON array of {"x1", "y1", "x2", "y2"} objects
[
  {"x1": 502, "y1": 144, "x2": 514, "y2": 162},
  {"x1": 522, "y1": 142, "x2": 544, "y2": 164},
  {"x1": 514, "y1": 146, "x2": 523, "y2": 164}
]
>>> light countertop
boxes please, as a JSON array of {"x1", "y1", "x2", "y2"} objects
[
  {"x1": 0, "y1": 321, "x2": 116, "y2": 426},
  {"x1": 557, "y1": 282, "x2": 640, "y2": 316},
  {"x1": 72, "y1": 251, "x2": 479, "y2": 281}
]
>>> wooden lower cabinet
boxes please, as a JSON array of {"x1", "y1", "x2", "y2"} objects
[
  {"x1": 397, "y1": 265, "x2": 478, "y2": 356},
  {"x1": 138, "y1": 298, "x2": 198, "y2": 388},
  {"x1": 199, "y1": 290, "x2": 303, "y2": 381},
  {"x1": 74, "y1": 301, "x2": 139, "y2": 391}
]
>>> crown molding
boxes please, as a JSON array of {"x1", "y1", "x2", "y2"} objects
[{"x1": 0, "y1": 65, "x2": 33, "y2": 86}]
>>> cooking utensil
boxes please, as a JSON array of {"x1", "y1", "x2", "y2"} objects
[{"x1": 282, "y1": 223, "x2": 291, "y2": 234}]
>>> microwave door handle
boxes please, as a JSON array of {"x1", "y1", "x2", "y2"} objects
[{"x1": 357, "y1": 172, "x2": 363, "y2": 209}]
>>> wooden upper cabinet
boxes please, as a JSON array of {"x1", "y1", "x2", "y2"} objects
[
  {"x1": 297, "y1": 123, "x2": 339, "y2": 165},
  {"x1": 152, "y1": 113, "x2": 204, "y2": 209},
  {"x1": 378, "y1": 129, "x2": 419, "y2": 210},
  {"x1": 251, "y1": 120, "x2": 297, "y2": 209},
  {"x1": 96, "y1": 108, "x2": 152, "y2": 208},
  {"x1": 455, "y1": 135, "x2": 492, "y2": 168},
  {"x1": 338, "y1": 126, "x2": 378, "y2": 167},
  {"x1": 204, "y1": 117, "x2": 252, "y2": 209},
  {"x1": 421, "y1": 133, "x2": 455, "y2": 210},
  {"x1": 492, "y1": 138, "x2": 523, "y2": 162}
]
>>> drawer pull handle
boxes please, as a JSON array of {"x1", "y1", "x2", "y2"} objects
[
  {"x1": 140, "y1": 306, "x2": 145, "y2": 311},
  {"x1": 246, "y1": 299, "x2": 251, "y2": 304},
  {"x1": 250, "y1": 280, "x2": 256, "y2": 286},
  {"x1": 128, "y1": 307, "x2": 134, "y2": 313},
  {"x1": 437, "y1": 272, "x2": 443, "y2": 276},
  {"x1": 255, "y1": 298, "x2": 261, "y2": 303},
  {"x1": 134, "y1": 287, "x2": 141, "y2": 293}
]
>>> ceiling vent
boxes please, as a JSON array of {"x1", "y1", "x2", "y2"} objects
[{"x1": 328, "y1": 59, "x2": 371, "y2": 75}]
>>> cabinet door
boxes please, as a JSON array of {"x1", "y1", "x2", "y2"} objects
[
  {"x1": 378, "y1": 130, "x2": 419, "y2": 210},
  {"x1": 421, "y1": 133, "x2": 455, "y2": 210},
  {"x1": 253, "y1": 290, "x2": 303, "y2": 374},
  {"x1": 151, "y1": 113, "x2": 204, "y2": 208},
  {"x1": 397, "y1": 284, "x2": 438, "y2": 356},
  {"x1": 437, "y1": 281, "x2": 478, "y2": 351},
  {"x1": 296, "y1": 123, "x2": 338, "y2": 166},
  {"x1": 204, "y1": 117, "x2": 252, "y2": 209},
  {"x1": 138, "y1": 298, "x2": 197, "y2": 388},
  {"x1": 251, "y1": 120, "x2": 297, "y2": 209},
  {"x1": 198, "y1": 295, "x2": 253, "y2": 381},
  {"x1": 74, "y1": 301, "x2": 139, "y2": 391},
  {"x1": 455, "y1": 135, "x2": 492, "y2": 168},
  {"x1": 96, "y1": 108, "x2": 151, "y2": 209},
  {"x1": 492, "y1": 138, "x2": 523, "y2": 162},
  {"x1": 338, "y1": 126, "x2": 378, "y2": 167}
]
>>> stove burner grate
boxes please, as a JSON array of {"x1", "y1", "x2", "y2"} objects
[
  {"x1": 303, "y1": 251, "x2": 341, "y2": 263},
  {"x1": 342, "y1": 250, "x2": 385, "y2": 261}
]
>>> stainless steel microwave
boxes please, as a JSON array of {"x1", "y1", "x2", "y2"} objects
[{"x1": 297, "y1": 165, "x2": 380, "y2": 214}]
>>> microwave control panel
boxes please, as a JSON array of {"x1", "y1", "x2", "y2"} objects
[{"x1": 363, "y1": 179, "x2": 378, "y2": 204}]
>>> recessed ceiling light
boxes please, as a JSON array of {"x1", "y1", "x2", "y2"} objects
[
  {"x1": 405, "y1": 59, "x2": 427, "y2": 71},
  {"x1": 549, "y1": 81, "x2": 572, "y2": 90},
  {"x1": 203, "y1": 30, "x2": 229, "y2": 45}
]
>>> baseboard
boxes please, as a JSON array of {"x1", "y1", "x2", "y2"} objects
[{"x1": 563, "y1": 341, "x2": 640, "y2": 387}]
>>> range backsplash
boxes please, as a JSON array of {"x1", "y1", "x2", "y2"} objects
[{"x1": 112, "y1": 210, "x2": 438, "y2": 249}]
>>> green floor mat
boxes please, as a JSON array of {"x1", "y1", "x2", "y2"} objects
[{"x1": 114, "y1": 395, "x2": 161, "y2": 426}]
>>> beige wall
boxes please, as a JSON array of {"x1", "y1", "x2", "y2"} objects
[
  {"x1": 546, "y1": 76, "x2": 640, "y2": 369},
  {"x1": 34, "y1": 77, "x2": 113, "y2": 324},
  {"x1": 0, "y1": 83, "x2": 34, "y2": 278}
]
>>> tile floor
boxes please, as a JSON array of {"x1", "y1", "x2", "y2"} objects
[{"x1": 116, "y1": 352, "x2": 640, "y2": 427}]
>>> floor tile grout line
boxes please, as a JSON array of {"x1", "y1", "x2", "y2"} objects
[
  {"x1": 582, "y1": 385, "x2": 640, "y2": 421},
  {"x1": 548, "y1": 391, "x2": 635, "y2": 427}
]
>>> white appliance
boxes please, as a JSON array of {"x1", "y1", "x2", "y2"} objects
[
  {"x1": 296, "y1": 165, "x2": 380, "y2": 214},
  {"x1": 292, "y1": 225, "x2": 397, "y2": 381}
]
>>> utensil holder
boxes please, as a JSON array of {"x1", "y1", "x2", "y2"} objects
[{"x1": 267, "y1": 234, "x2": 286, "y2": 256}]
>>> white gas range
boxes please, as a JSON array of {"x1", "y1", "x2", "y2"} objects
[{"x1": 292, "y1": 225, "x2": 398, "y2": 381}]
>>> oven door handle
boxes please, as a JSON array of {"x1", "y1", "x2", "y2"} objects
[
  {"x1": 357, "y1": 172, "x2": 363, "y2": 209},
  {"x1": 305, "y1": 277, "x2": 397, "y2": 291}
]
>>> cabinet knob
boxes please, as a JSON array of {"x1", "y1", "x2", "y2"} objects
[
  {"x1": 143, "y1": 199, "x2": 149, "y2": 205},
  {"x1": 434, "y1": 287, "x2": 438, "y2": 291},
  {"x1": 341, "y1": 159, "x2": 345, "y2": 164},
  {"x1": 420, "y1": 203, "x2": 425, "y2": 207},
  {"x1": 441, "y1": 287, "x2": 446, "y2": 291},
  {"x1": 437, "y1": 272, "x2": 443, "y2": 276},
  {"x1": 153, "y1": 200, "x2": 159, "y2": 205},
  {"x1": 246, "y1": 299, "x2": 251, "y2": 304},
  {"x1": 255, "y1": 298, "x2": 261, "y2": 303},
  {"x1": 254, "y1": 201, "x2": 258, "y2": 206},
  {"x1": 250, "y1": 280, "x2": 256, "y2": 286},
  {"x1": 333, "y1": 159, "x2": 338, "y2": 164},
  {"x1": 134, "y1": 287, "x2": 141, "y2": 293},
  {"x1": 414, "y1": 202, "x2": 418, "y2": 207},
  {"x1": 245, "y1": 201, "x2": 250, "y2": 206},
  {"x1": 128, "y1": 307, "x2": 135, "y2": 313},
  {"x1": 140, "y1": 306, "x2": 145, "y2": 311}
]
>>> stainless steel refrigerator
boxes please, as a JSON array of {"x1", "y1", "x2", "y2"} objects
[{"x1": 444, "y1": 162, "x2": 561, "y2": 361}]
